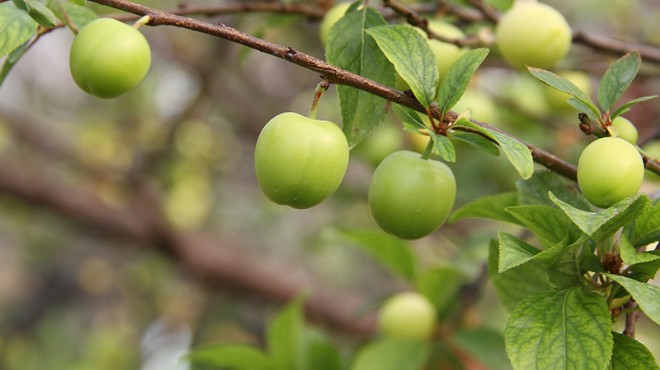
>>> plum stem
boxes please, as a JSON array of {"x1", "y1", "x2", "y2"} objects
[
  {"x1": 133, "y1": 15, "x2": 151, "y2": 29},
  {"x1": 308, "y1": 79, "x2": 330, "y2": 120}
]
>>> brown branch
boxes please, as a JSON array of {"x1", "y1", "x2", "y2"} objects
[
  {"x1": 623, "y1": 299, "x2": 639, "y2": 338},
  {"x1": 573, "y1": 30, "x2": 660, "y2": 65},
  {"x1": 88, "y1": 0, "x2": 584, "y2": 180}
]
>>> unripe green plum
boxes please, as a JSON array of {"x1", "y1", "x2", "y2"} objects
[
  {"x1": 368, "y1": 151, "x2": 456, "y2": 239},
  {"x1": 254, "y1": 112, "x2": 349, "y2": 209},
  {"x1": 378, "y1": 292, "x2": 437, "y2": 340},
  {"x1": 610, "y1": 116, "x2": 638, "y2": 144},
  {"x1": 319, "y1": 2, "x2": 352, "y2": 44},
  {"x1": 70, "y1": 18, "x2": 151, "y2": 98},
  {"x1": 545, "y1": 71, "x2": 592, "y2": 111},
  {"x1": 496, "y1": 2, "x2": 571, "y2": 69},
  {"x1": 577, "y1": 137, "x2": 644, "y2": 208}
]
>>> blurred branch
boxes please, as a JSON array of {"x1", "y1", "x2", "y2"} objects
[
  {"x1": 0, "y1": 158, "x2": 376, "y2": 336},
  {"x1": 89, "y1": 0, "x2": 587, "y2": 180},
  {"x1": 573, "y1": 30, "x2": 660, "y2": 65}
]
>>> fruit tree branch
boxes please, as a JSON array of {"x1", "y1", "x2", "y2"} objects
[{"x1": 88, "y1": 0, "x2": 587, "y2": 180}]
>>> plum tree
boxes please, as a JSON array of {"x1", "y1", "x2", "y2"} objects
[
  {"x1": 254, "y1": 112, "x2": 349, "y2": 209},
  {"x1": 368, "y1": 151, "x2": 456, "y2": 239},
  {"x1": 69, "y1": 18, "x2": 151, "y2": 98},
  {"x1": 496, "y1": 2, "x2": 572, "y2": 69},
  {"x1": 577, "y1": 137, "x2": 644, "y2": 208},
  {"x1": 378, "y1": 292, "x2": 437, "y2": 341}
]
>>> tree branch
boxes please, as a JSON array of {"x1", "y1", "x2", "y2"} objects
[{"x1": 88, "y1": 0, "x2": 586, "y2": 180}]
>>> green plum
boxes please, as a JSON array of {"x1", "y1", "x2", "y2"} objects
[
  {"x1": 610, "y1": 116, "x2": 638, "y2": 144},
  {"x1": 577, "y1": 137, "x2": 644, "y2": 208},
  {"x1": 70, "y1": 18, "x2": 151, "y2": 98},
  {"x1": 254, "y1": 112, "x2": 349, "y2": 209},
  {"x1": 496, "y1": 2, "x2": 571, "y2": 69},
  {"x1": 378, "y1": 292, "x2": 437, "y2": 340},
  {"x1": 368, "y1": 151, "x2": 456, "y2": 239}
]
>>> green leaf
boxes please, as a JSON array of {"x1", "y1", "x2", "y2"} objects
[
  {"x1": 450, "y1": 129, "x2": 500, "y2": 156},
  {"x1": 453, "y1": 118, "x2": 533, "y2": 179},
  {"x1": 0, "y1": 38, "x2": 30, "y2": 86},
  {"x1": 611, "y1": 95, "x2": 658, "y2": 120},
  {"x1": 0, "y1": 2, "x2": 37, "y2": 58},
  {"x1": 619, "y1": 234, "x2": 660, "y2": 266},
  {"x1": 488, "y1": 240, "x2": 553, "y2": 311},
  {"x1": 431, "y1": 133, "x2": 456, "y2": 162},
  {"x1": 69, "y1": 0, "x2": 85, "y2": 5},
  {"x1": 528, "y1": 67, "x2": 600, "y2": 119},
  {"x1": 516, "y1": 171, "x2": 592, "y2": 211},
  {"x1": 366, "y1": 25, "x2": 437, "y2": 108},
  {"x1": 267, "y1": 298, "x2": 306, "y2": 370},
  {"x1": 303, "y1": 329, "x2": 343, "y2": 370},
  {"x1": 610, "y1": 332, "x2": 660, "y2": 370},
  {"x1": 550, "y1": 193, "x2": 649, "y2": 241},
  {"x1": 48, "y1": 0, "x2": 97, "y2": 29},
  {"x1": 546, "y1": 242, "x2": 586, "y2": 290},
  {"x1": 26, "y1": 0, "x2": 59, "y2": 27},
  {"x1": 626, "y1": 199, "x2": 660, "y2": 247},
  {"x1": 505, "y1": 287, "x2": 613, "y2": 370},
  {"x1": 437, "y1": 48, "x2": 489, "y2": 118},
  {"x1": 567, "y1": 97, "x2": 600, "y2": 122},
  {"x1": 326, "y1": 7, "x2": 395, "y2": 148},
  {"x1": 392, "y1": 104, "x2": 428, "y2": 134},
  {"x1": 449, "y1": 192, "x2": 520, "y2": 224},
  {"x1": 598, "y1": 52, "x2": 641, "y2": 114},
  {"x1": 187, "y1": 344, "x2": 273, "y2": 370},
  {"x1": 604, "y1": 274, "x2": 660, "y2": 325},
  {"x1": 351, "y1": 338, "x2": 430, "y2": 370},
  {"x1": 453, "y1": 327, "x2": 512, "y2": 370},
  {"x1": 628, "y1": 257, "x2": 660, "y2": 283},
  {"x1": 338, "y1": 229, "x2": 417, "y2": 280},
  {"x1": 506, "y1": 205, "x2": 582, "y2": 248},
  {"x1": 498, "y1": 232, "x2": 541, "y2": 273},
  {"x1": 415, "y1": 265, "x2": 466, "y2": 318}
]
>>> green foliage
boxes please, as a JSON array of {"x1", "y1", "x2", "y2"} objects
[
  {"x1": 366, "y1": 25, "x2": 438, "y2": 108},
  {"x1": 453, "y1": 327, "x2": 512, "y2": 370},
  {"x1": 598, "y1": 52, "x2": 641, "y2": 114},
  {"x1": 351, "y1": 338, "x2": 430, "y2": 370},
  {"x1": 449, "y1": 192, "x2": 520, "y2": 224},
  {"x1": 188, "y1": 345, "x2": 273, "y2": 370},
  {"x1": 0, "y1": 2, "x2": 37, "y2": 58},
  {"x1": 610, "y1": 332, "x2": 660, "y2": 370},
  {"x1": 505, "y1": 287, "x2": 613, "y2": 370},
  {"x1": 325, "y1": 5, "x2": 395, "y2": 148},
  {"x1": 605, "y1": 274, "x2": 660, "y2": 325},
  {"x1": 437, "y1": 48, "x2": 489, "y2": 118}
]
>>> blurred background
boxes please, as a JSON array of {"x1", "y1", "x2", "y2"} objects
[{"x1": 0, "y1": 0, "x2": 658, "y2": 369}]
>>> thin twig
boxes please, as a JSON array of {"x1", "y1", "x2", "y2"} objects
[{"x1": 623, "y1": 299, "x2": 639, "y2": 338}]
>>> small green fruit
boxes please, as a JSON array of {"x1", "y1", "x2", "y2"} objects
[
  {"x1": 577, "y1": 137, "x2": 644, "y2": 208},
  {"x1": 496, "y1": 2, "x2": 571, "y2": 69},
  {"x1": 368, "y1": 151, "x2": 456, "y2": 239},
  {"x1": 610, "y1": 116, "x2": 638, "y2": 144},
  {"x1": 70, "y1": 18, "x2": 151, "y2": 98},
  {"x1": 254, "y1": 112, "x2": 349, "y2": 209},
  {"x1": 319, "y1": 2, "x2": 352, "y2": 44},
  {"x1": 378, "y1": 292, "x2": 437, "y2": 341}
]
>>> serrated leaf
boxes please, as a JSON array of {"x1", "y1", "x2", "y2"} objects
[
  {"x1": 516, "y1": 171, "x2": 592, "y2": 211},
  {"x1": 351, "y1": 338, "x2": 430, "y2": 370},
  {"x1": 415, "y1": 265, "x2": 466, "y2": 319},
  {"x1": 338, "y1": 229, "x2": 417, "y2": 280},
  {"x1": 598, "y1": 52, "x2": 641, "y2": 114},
  {"x1": 550, "y1": 193, "x2": 649, "y2": 241},
  {"x1": 453, "y1": 327, "x2": 513, "y2": 370},
  {"x1": 628, "y1": 257, "x2": 660, "y2": 283},
  {"x1": 488, "y1": 240, "x2": 553, "y2": 311},
  {"x1": 187, "y1": 345, "x2": 273, "y2": 370},
  {"x1": 619, "y1": 234, "x2": 660, "y2": 266},
  {"x1": 0, "y1": 2, "x2": 37, "y2": 58},
  {"x1": 498, "y1": 232, "x2": 541, "y2": 273},
  {"x1": 449, "y1": 191, "x2": 520, "y2": 224},
  {"x1": 604, "y1": 273, "x2": 660, "y2": 325},
  {"x1": 506, "y1": 205, "x2": 582, "y2": 248},
  {"x1": 528, "y1": 67, "x2": 600, "y2": 119},
  {"x1": 431, "y1": 134, "x2": 456, "y2": 162},
  {"x1": 505, "y1": 287, "x2": 613, "y2": 370},
  {"x1": 546, "y1": 243, "x2": 586, "y2": 290},
  {"x1": 366, "y1": 25, "x2": 437, "y2": 108},
  {"x1": 453, "y1": 118, "x2": 533, "y2": 179},
  {"x1": 49, "y1": 0, "x2": 97, "y2": 29},
  {"x1": 609, "y1": 332, "x2": 660, "y2": 370},
  {"x1": 26, "y1": 0, "x2": 59, "y2": 27},
  {"x1": 437, "y1": 48, "x2": 489, "y2": 117},
  {"x1": 450, "y1": 129, "x2": 500, "y2": 156},
  {"x1": 267, "y1": 298, "x2": 305, "y2": 370},
  {"x1": 626, "y1": 199, "x2": 660, "y2": 247},
  {"x1": 611, "y1": 95, "x2": 658, "y2": 120},
  {"x1": 326, "y1": 7, "x2": 395, "y2": 148},
  {"x1": 392, "y1": 104, "x2": 428, "y2": 134}
]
